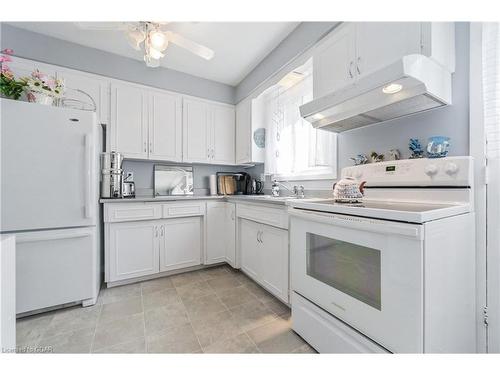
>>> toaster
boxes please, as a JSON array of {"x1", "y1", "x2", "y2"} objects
[{"x1": 122, "y1": 181, "x2": 136, "y2": 198}]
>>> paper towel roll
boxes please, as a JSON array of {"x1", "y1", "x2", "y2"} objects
[{"x1": 209, "y1": 174, "x2": 218, "y2": 196}]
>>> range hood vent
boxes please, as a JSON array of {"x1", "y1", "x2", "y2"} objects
[{"x1": 300, "y1": 55, "x2": 452, "y2": 132}]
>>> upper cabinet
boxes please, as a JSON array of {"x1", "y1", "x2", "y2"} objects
[
  {"x1": 183, "y1": 97, "x2": 235, "y2": 165},
  {"x1": 235, "y1": 97, "x2": 265, "y2": 165},
  {"x1": 313, "y1": 22, "x2": 455, "y2": 99},
  {"x1": 57, "y1": 69, "x2": 110, "y2": 126},
  {"x1": 110, "y1": 82, "x2": 148, "y2": 159},
  {"x1": 148, "y1": 89, "x2": 182, "y2": 162},
  {"x1": 313, "y1": 23, "x2": 356, "y2": 99},
  {"x1": 110, "y1": 81, "x2": 183, "y2": 162}
]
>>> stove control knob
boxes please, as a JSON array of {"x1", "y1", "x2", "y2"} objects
[
  {"x1": 424, "y1": 164, "x2": 438, "y2": 177},
  {"x1": 445, "y1": 162, "x2": 459, "y2": 175}
]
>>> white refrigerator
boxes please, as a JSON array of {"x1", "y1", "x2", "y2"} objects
[{"x1": 1, "y1": 99, "x2": 100, "y2": 314}]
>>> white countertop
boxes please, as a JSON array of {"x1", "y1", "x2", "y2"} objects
[{"x1": 100, "y1": 195, "x2": 295, "y2": 206}]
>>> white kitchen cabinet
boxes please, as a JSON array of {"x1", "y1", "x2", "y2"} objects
[
  {"x1": 240, "y1": 219, "x2": 261, "y2": 280},
  {"x1": 206, "y1": 202, "x2": 236, "y2": 266},
  {"x1": 235, "y1": 98, "x2": 251, "y2": 164},
  {"x1": 355, "y1": 22, "x2": 422, "y2": 79},
  {"x1": 107, "y1": 220, "x2": 159, "y2": 282},
  {"x1": 182, "y1": 97, "x2": 210, "y2": 163},
  {"x1": 159, "y1": 217, "x2": 202, "y2": 272},
  {"x1": 259, "y1": 224, "x2": 289, "y2": 303},
  {"x1": 225, "y1": 203, "x2": 237, "y2": 267},
  {"x1": 235, "y1": 97, "x2": 265, "y2": 164},
  {"x1": 148, "y1": 89, "x2": 183, "y2": 162},
  {"x1": 313, "y1": 22, "x2": 455, "y2": 99},
  {"x1": 211, "y1": 104, "x2": 235, "y2": 164},
  {"x1": 313, "y1": 23, "x2": 356, "y2": 99},
  {"x1": 206, "y1": 202, "x2": 229, "y2": 265},
  {"x1": 57, "y1": 69, "x2": 110, "y2": 126},
  {"x1": 183, "y1": 97, "x2": 235, "y2": 164},
  {"x1": 110, "y1": 82, "x2": 148, "y2": 159}
]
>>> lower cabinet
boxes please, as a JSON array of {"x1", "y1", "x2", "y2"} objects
[
  {"x1": 159, "y1": 217, "x2": 202, "y2": 272},
  {"x1": 107, "y1": 216, "x2": 202, "y2": 283},
  {"x1": 240, "y1": 218, "x2": 289, "y2": 303},
  {"x1": 206, "y1": 202, "x2": 237, "y2": 266},
  {"x1": 108, "y1": 220, "x2": 160, "y2": 282}
]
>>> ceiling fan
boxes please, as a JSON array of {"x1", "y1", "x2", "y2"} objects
[{"x1": 76, "y1": 22, "x2": 215, "y2": 68}]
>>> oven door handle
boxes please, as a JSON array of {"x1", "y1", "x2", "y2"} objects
[{"x1": 288, "y1": 208, "x2": 422, "y2": 239}]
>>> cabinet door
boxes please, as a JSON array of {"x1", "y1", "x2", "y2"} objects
[
  {"x1": 235, "y1": 99, "x2": 251, "y2": 164},
  {"x1": 160, "y1": 217, "x2": 202, "y2": 272},
  {"x1": 259, "y1": 225, "x2": 289, "y2": 303},
  {"x1": 110, "y1": 82, "x2": 148, "y2": 159},
  {"x1": 211, "y1": 104, "x2": 235, "y2": 165},
  {"x1": 206, "y1": 202, "x2": 228, "y2": 265},
  {"x1": 225, "y1": 203, "x2": 237, "y2": 268},
  {"x1": 355, "y1": 22, "x2": 422, "y2": 78},
  {"x1": 240, "y1": 219, "x2": 261, "y2": 280},
  {"x1": 58, "y1": 69, "x2": 110, "y2": 126},
  {"x1": 182, "y1": 98, "x2": 210, "y2": 163},
  {"x1": 313, "y1": 23, "x2": 356, "y2": 98},
  {"x1": 108, "y1": 221, "x2": 159, "y2": 282},
  {"x1": 149, "y1": 90, "x2": 182, "y2": 162}
]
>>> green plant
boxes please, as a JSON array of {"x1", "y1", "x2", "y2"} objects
[{"x1": 0, "y1": 48, "x2": 26, "y2": 100}]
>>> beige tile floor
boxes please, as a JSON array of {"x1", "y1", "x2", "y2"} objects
[{"x1": 16, "y1": 265, "x2": 317, "y2": 354}]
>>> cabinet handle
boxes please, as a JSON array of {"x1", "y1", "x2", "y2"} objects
[
  {"x1": 260, "y1": 231, "x2": 263, "y2": 244},
  {"x1": 207, "y1": 148, "x2": 210, "y2": 158},
  {"x1": 155, "y1": 226, "x2": 159, "y2": 237},
  {"x1": 161, "y1": 225, "x2": 164, "y2": 237},
  {"x1": 356, "y1": 57, "x2": 361, "y2": 75},
  {"x1": 144, "y1": 141, "x2": 147, "y2": 153},
  {"x1": 348, "y1": 61, "x2": 354, "y2": 79},
  {"x1": 149, "y1": 141, "x2": 153, "y2": 154},
  {"x1": 256, "y1": 231, "x2": 260, "y2": 243}
]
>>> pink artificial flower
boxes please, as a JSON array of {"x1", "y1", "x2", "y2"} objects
[
  {"x1": 45, "y1": 79, "x2": 56, "y2": 90},
  {"x1": 31, "y1": 69, "x2": 46, "y2": 81},
  {"x1": 1, "y1": 48, "x2": 14, "y2": 55},
  {"x1": 0, "y1": 55, "x2": 12, "y2": 63}
]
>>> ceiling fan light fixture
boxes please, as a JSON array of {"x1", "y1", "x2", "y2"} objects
[
  {"x1": 125, "y1": 28, "x2": 145, "y2": 51},
  {"x1": 149, "y1": 31, "x2": 169, "y2": 51},
  {"x1": 148, "y1": 46, "x2": 165, "y2": 60}
]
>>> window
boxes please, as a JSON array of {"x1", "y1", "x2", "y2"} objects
[{"x1": 258, "y1": 59, "x2": 337, "y2": 180}]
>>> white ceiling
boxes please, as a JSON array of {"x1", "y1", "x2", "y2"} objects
[{"x1": 8, "y1": 22, "x2": 299, "y2": 86}]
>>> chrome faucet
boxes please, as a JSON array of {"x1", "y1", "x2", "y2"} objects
[{"x1": 271, "y1": 180, "x2": 305, "y2": 198}]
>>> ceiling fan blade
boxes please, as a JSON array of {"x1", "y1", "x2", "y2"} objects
[
  {"x1": 164, "y1": 31, "x2": 214, "y2": 60},
  {"x1": 74, "y1": 22, "x2": 131, "y2": 31}
]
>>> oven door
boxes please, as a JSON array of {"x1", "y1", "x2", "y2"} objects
[{"x1": 290, "y1": 208, "x2": 424, "y2": 353}]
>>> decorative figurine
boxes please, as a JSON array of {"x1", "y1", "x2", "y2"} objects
[
  {"x1": 427, "y1": 136, "x2": 450, "y2": 158},
  {"x1": 350, "y1": 154, "x2": 368, "y2": 166},
  {"x1": 388, "y1": 149, "x2": 401, "y2": 161},
  {"x1": 409, "y1": 138, "x2": 425, "y2": 159},
  {"x1": 370, "y1": 151, "x2": 385, "y2": 163}
]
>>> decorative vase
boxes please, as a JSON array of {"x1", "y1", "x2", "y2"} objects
[{"x1": 27, "y1": 91, "x2": 53, "y2": 106}]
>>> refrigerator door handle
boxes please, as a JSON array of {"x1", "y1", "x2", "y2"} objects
[{"x1": 84, "y1": 133, "x2": 93, "y2": 219}]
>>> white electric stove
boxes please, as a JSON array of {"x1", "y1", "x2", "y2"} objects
[{"x1": 288, "y1": 156, "x2": 476, "y2": 353}]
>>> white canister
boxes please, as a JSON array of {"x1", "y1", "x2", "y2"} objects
[{"x1": 209, "y1": 175, "x2": 218, "y2": 196}]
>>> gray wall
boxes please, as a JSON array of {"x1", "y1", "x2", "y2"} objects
[
  {"x1": 123, "y1": 160, "x2": 263, "y2": 196},
  {"x1": 235, "y1": 22, "x2": 339, "y2": 103},
  {"x1": 0, "y1": 23, "x2": 235, "y2": 104},
  {"x1": 337, "y1": 22, "x2": 470, "y2": 172}
]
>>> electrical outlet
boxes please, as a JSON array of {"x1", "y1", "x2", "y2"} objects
[{"x1": 125, "y1": 172, "x2": 134, "y2": 182}]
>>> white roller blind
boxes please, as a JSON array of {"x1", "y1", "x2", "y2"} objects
[{"x1": 483, "y1": 23, "x2": 500, "y2": 158}]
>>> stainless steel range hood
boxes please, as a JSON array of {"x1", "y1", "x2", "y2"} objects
[{"x1": 300, "y1": 54, "x2": 452, "y2": 132}]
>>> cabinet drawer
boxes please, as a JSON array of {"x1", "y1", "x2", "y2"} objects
[
  {"x1": 105, "y1": 203, "x2": 161, "y2": 223},
  {"x1": 292, "y1": 292, "x2": 388, "y2": 353},
  {"x1": 162, "y1": 201, "x2": 206, "y2": 218},
  {"x1": 236, "y1": 203, "x2": 288, "y2": 229}
]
